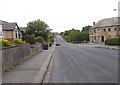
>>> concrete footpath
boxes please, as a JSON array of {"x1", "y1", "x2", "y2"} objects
[
  {"x1": 92, "y1": 45, "x2": 119, "y2": 50},
  {"x1": 79, "y1": 43, "x2": 119, "y2": 50},
  {"x1": 2, "y1": 45, "x2": 55, "y2": 83}
]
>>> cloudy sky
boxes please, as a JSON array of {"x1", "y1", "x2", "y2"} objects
[{"x1": 0, "y1": 0, "x2": 119, "y2": 32}]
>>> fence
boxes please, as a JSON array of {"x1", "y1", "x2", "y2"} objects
[{"x1": 2, "y1": 44, "x2": 42, "y2": 72}]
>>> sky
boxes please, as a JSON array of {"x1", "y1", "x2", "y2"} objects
[{"x1": 0, "y1": 0, "x2": 119, "y2": 32}]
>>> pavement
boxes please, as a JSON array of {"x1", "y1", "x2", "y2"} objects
[
  {"x1": 79, "y1": 43, "x2": 119, "y2": 50},
  {"x1": 2, "y1": 44, "x2": 55, "y2": 83},
  {"x1": 48, "y1": 35, "x2": 118, "y2": 83},
  {"x1": 92, "y1": 45, "x2": 119, "y2": 50}
]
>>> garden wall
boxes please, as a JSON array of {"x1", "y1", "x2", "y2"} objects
[{"x1": 2, "y1": 44, "x2": 42, "y2": 72}]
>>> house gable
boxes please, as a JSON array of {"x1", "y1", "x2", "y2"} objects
[{"x1": 1, "y1": 20, "x2": 22, "y2": 40}]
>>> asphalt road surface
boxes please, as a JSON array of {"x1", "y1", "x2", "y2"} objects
[{"x1": 48, "y1": 35, "x2": 118, "y2": 83}]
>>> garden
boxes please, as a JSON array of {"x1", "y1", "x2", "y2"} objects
[
  {"x1": 1, "y1": 19, "x2": 54, "y2": 50},
  {"x1": 105, "y1": 37, "x2": 120, "y2": 46}
]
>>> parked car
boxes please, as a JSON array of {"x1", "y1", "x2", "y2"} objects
[{"x1": 56, "y1": 43, "x2": 60, "y2": 46}]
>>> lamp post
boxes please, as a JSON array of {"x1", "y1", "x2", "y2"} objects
[{"x1": 113, "y1": 8, "x2": 120, "y2": 36}]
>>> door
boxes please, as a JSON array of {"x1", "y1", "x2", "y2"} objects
[{"x1": 101, "y1": 36, "x2": 104, "y2": 42}]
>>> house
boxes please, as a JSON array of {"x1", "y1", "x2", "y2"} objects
[
  {"x1": 0, "y1": 20, "x2": 22, "y2": 40},
  {"x1": 19, "y1": 27, "x2": 27, "y2": 32},
  {"x1": 89, "y1": 17, "x2": 120, "y2": 43},
  {"x1": 0, "y1": 24, "x2": 2, "y2": 37}
]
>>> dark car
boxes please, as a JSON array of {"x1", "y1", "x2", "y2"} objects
[{"x1": 56, "y1": 43, "x2": 60, "y2": 46}]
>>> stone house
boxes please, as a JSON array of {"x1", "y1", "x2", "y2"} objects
[
  {"x1": 89, "y1": 17, "x2": 120, "y2": 43},
  {"x1": 0, "y1": 20, "x2": 22, "y2": 40}
]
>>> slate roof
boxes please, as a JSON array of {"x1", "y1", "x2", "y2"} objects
[
  {"x1": 2, "y1": 22, "x2": 19, "y2": 31},
  {"x1": 0, "y1": 20, "x2": 20, "y2": 31},
  {"x1": 0, "y1": 20, "x2": 8, "y2": 25},
  {"x1": 19, "y1": 27, "x2": 27, "y2": 31},
  {"x1": 92, "y1": 17, "x2": 120, "y2": 28}
]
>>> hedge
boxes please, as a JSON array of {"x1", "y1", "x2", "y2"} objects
[
  {"x1": 105, "y1": 37, "x2": 120, "y2": 46},
  {"x1": 2, "y1": 38, "x2": 12, "y2": 47},
  {"x1": 13, "y1": 38, "x2": 26, "y2": 45}
]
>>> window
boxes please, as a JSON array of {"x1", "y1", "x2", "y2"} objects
[
  {"x1": 0, "y1": 31, "x2": 2, "y2": 37},
  {"x1": 94, "y1": 29, "x2": 96, "y2": 33},
  {"x1": 118, "y1": 28, "x2": 120, "y2": 31},
  {"x1": 114, "y1": 28, "x2": 117, "y2": 31},
  {"x1": 0, "y1": 25, "x2": 3, "y2": 37},
  {"x1": 16, "y1": 33, "x2": 17, "y2": 38},
  {"x1": 108, "y1": 28, "x2": 111, "y2": 31},
  {"x1": 94, "y1": 36, "x2": 96, "y2": 40},
  {"x1": 98, "y1": 29, "x2": 100, "y2": 32},
  {"x1": 18, "y1": 34, "x2": 21, "y2": 39},
  {"x1": 102, "y1": 29, "x2": 106, "y2": 32}
]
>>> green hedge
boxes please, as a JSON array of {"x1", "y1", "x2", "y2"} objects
[
  {"x1": 105, "y1": 37, "x2": 120, "y2": 46},
  {"x1": 13, "y1": 38, "x2": 26, "y2": 45},
  {"x1": 2, "y1": 38, "x2": 12, "y2": 47}
]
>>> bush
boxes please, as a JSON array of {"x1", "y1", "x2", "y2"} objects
[
  {"x1": 13, "y1": 38, "x2": 26, "y2": 45},
  {"x1": 48, "y1": 33, "x2": 55, "y2": 43},
  {"x1": 105, "y1": 37, "x2": 120, "y2": 46},
  {"x1": 48, "y1": 38, "x2": 54, "y2": 43},
  {"x1": 64, "y1": 36, "x2": 70, "y2": 42},
  {"x1": 0, "y1": 38, "x2": 2, "y2": 48},
  {"x1": 2, "y1": 38, "x2": 12, "y2": 47},
  {"x1": 24, "y1": 34, "x2": 36, "y2": 44},
  {"x1": 36, "y1": 36, "x2": 44, "y2": 43}
]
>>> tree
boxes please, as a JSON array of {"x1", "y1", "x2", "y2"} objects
[
  {"x1": 63, "y1": 25, "x2": 91, "y2": 43},
  {"x1": 81, "y1": 25, "x2": 92, "y2": 32},
  {"x1": 26, "y1": 19, "x2": 51, "y2": 43},
  {"x1": 48, "y1": 32, "x2": 55, "y2": 43},
  {"x1": 36, "y1": 36, "x2": 44, "y2": 43},
  {"x1": 24, "y1": 34, "x2": 36, "y2": 44}
]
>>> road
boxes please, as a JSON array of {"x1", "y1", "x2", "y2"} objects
[{"x1": 48, "y1": 35, "x2": 118, "y2": 83}]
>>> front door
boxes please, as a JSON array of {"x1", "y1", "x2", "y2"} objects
[{"x1": 101, "y1": 36, "x2": 104, "y2": 42}]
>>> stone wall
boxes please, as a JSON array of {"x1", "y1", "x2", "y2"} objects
[{"x1": 2, "y1": 44, "x2": 42, "y2": 72}]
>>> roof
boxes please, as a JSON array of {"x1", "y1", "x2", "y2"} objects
[
  {"x1": 0, "y1": 20, "x2": 8, "y2": 25},
  {"x1": 0, "y1": 20, "x2": 21, "y2": 31},
  {"x1": 19, "y1": 27, "x2": 27, "y2": 31},
  {"x1": 2, "y1": 22, "x2": 19, "y2": 31},
  {"x1": 92, "y1": 17, "x2": 120, "y2": 28}
]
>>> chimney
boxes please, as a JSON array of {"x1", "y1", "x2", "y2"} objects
[{"x1": 93, "y1": 22, "x2": 95, "y2": 26}]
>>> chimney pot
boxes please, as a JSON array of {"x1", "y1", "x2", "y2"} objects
[{"x1": 93, "y1": 22, "x2": 95, "y2": 26}]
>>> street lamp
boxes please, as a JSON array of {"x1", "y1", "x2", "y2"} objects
[
  {"x1": 113, "y1": 9, "x2": 117, "y2": 11},
  {"x1": 113, "y1": 8, "x2": 120, "y2": 16},
  {"x1": 113, "y1": 8, "x2": 120, "y2": 36}
]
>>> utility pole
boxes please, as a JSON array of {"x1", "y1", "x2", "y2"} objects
[{"x1": 113, "y1": 8, "x2": 120, "y2": 36}]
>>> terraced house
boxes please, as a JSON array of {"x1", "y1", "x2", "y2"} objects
[
  {"x1": 0, "y1": 20, "x2": 22, "y2": 40},
  {"x1": 89, "y1": 17, "x2": 120, "y2": 43}
]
